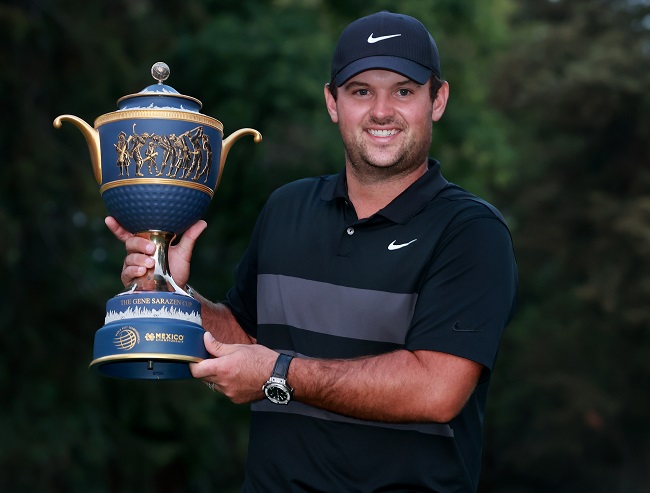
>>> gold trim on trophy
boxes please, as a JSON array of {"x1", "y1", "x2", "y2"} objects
[
  {"x1": 95, "y1": 110, "x2": 224, "y2": 132},
  {"x1": 100, "y1": 178, "x2": 215, "y2": 196},
  {"x1": 89, "y1": 353, "x2": 204, "y2": 368}
]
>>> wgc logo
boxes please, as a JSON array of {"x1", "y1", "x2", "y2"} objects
[{"x1": 114, "y1": 326, "x2": 140, "y2": 351}]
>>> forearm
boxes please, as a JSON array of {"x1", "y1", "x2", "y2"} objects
[
  {"x1": 288, "y1": 349, "x2": 482, "y2": 423},
  {"x1": 192, "y1": 289, "x2": 255, "y2": 345}
]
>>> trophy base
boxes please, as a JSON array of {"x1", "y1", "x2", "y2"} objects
[{"x1": 90, "y1": 291, "x2": 209, "y2": 380}]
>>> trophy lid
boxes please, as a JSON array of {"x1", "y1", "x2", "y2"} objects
[{"x1": 116, "y1": 62, "x2": 202, "y2": 112}]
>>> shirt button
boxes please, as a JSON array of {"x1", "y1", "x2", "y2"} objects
[{"x1": 346, "y1": 227, "x2": 355, "y2": 235}]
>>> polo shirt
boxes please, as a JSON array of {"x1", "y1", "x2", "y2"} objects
[{"x1": 225, "y1": 159, "x2": 518, "y2": 492}]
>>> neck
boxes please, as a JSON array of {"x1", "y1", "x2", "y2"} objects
[{"x1": 346, "y1": 161, "x2": 428, "y2": 219}]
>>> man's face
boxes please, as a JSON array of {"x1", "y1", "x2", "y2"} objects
[{"x1": 325, "y1": 69, "x2": 448, "y2": 180}]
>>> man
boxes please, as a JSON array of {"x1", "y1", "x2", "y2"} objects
[{"x1": 108, "y1": 11, "x2": 517, "y2": 492}]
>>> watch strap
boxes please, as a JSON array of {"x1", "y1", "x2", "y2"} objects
[{"x1": 271, "y1": 353, "x2": 293, "y2": 380}]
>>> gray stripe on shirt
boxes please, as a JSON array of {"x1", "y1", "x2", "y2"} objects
[
  {"x1": 252, "y1": 400, "x2": 454, "y2": 437},
  {"x1": 257, "y1": 274, "x2": 418, "y2": 344}
]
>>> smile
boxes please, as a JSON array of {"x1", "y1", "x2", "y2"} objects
[{"x1": 367, "y1": 129, "x2": 400, "y2": 137}]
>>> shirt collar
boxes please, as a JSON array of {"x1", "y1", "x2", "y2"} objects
[{"x1": 320, "y1": 158, "x2": 449, "y2": 224}]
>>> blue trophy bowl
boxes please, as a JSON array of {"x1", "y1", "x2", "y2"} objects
[{"x1": 97, "y1": 115, "x2": 223, "y2": 235}]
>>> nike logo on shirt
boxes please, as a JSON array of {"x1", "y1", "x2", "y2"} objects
[
  {"x1": 367, "y1": 33, "x2": 402, "y2": 44},
  {"x1": 388, "y1": 239, "x2": 417, "y2": 250}
]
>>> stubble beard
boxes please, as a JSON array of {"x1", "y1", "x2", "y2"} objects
[{"x1": 341, "y1": 117, "x2": 433, "y2": 183}]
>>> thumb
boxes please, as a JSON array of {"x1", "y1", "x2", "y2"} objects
[
  {"x1": 175, "y1": 220, "x2": 208, "y2": 261},
  {"x1": 105, "y1": 216, "x2": 133, "y2": 243},
  {"x1": 203, "y1": 331, "x2": 237, "y2": 358}
]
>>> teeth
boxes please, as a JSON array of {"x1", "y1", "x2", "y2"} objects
[{"x1": 368, "y1": 129, "x2": 399, "y2": 137}]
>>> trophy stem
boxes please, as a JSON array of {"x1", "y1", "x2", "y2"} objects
[{"x1": 123, "y1": 230, "x2": 186, "y2": 294}]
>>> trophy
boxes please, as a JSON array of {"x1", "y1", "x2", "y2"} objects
[{"x1": 54, "y1": 62, "x2": 261, "y2": 380}]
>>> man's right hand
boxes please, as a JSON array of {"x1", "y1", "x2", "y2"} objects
[{"x1": 105, "y1": 216, "x2": 208, "y2": 289}]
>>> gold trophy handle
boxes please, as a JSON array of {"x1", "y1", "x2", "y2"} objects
[
  {"x1": 217, "y1": 128, "x2": 262, "y2": 188},
  {"x1": 53, "y1": 115, "x2": 102, "y2": 185}
]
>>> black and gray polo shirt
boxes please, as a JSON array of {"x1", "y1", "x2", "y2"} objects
[{"x1": 225, "y1": 159, "x2": 518, "y2": 493}]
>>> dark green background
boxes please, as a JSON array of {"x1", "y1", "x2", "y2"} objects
[{"x1": 2, "y1": 0, "x2": 649, "y2": 491}]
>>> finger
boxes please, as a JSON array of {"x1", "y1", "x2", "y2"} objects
[
  {"x1": 125, "y1": 235, "x2": 156, "y2": 255},
  {"x1": 122, "y1": 263, "x2": 146, "y2": 279},
  {"x1": 124, "y1": 252, "x2": 155, "y2": 269},
  {"x1": 173, "y1": 220, "x2": 207, "y2": 261},
  {"x1": 189, "y1": 352, "x2": 218, "y2": 382},
  {"x1": 121, "y1": 253, "x2": 155, "y2": 286},
  {"x1": 121, "y1": 264, "x2": 150, "y2": 286},
  {"x1": 105, "y1": 216, "x2": 133, "y2": 243},
  {"x1": 189, "y1": 357, "x2": 216, "y2": 379}
]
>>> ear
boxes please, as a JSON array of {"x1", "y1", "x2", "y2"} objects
[
  {"x1": 431, "y1": 81, "x2": 450, "y2": 122},
  {"x1": 324, "y1": 84, "x2": 339, "y2": 123}
]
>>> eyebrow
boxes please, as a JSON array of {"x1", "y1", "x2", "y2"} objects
[{"x1": 342, "y1": 81, "x2": 370, "y2": 91}]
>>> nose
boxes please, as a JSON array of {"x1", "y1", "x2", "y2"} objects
[{"x1": 369, "y1": 91, "x2": 395, "y2": 122}]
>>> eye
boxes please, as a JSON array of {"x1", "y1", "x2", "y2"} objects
[
  {"x1": 355, "y1": 88, "x2": 370, "y2": 96},
  {"x1": 397, "y1": 88, "x2": 412, "y2": 97}
]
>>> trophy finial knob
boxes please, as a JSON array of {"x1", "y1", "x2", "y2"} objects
[{"x1": 151, "y1": 62, "x2": 170, "y2": 84}]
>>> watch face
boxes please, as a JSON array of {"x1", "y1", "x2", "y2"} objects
[{"x1": 265, "y1": 383, "x2": 290, "y2": 404}]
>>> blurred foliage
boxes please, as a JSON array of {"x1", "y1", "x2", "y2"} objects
[
  {"x1": 482, "y1": 1, "x2": 650, "y2": 492},
  {"x1": 1, "y1": 0, "x2": 648, "y2": 491}
]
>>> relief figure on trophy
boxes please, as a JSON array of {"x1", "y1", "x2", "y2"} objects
[
  {"x1": 112, "y1": 124, "x2": 212, "y2": 181},
  {"x1": 195, "y1": 132, "x2": 213, "y2": 183},
  {"x1": 152, "y1": 134, "x2": 172, "y2": 176},
  {"x1": 184, "y1": 126, "x2": 203, "y2": 179},
  {"x1": 130, "y1": 126, "x2": 150, "y2": 177},
  {"x1": 143, "y1": 140, "x2": 160, "y2": 175},
  {"x1": 170, "y1": 132, "x2": 189, "y2": 178},
  {"x1": 114, "y1": 131, "x2": 131, "y2": 177}
]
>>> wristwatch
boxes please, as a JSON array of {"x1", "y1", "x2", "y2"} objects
[{"x1": 262, "y1": 353, "x2": 294, "y2": 405}]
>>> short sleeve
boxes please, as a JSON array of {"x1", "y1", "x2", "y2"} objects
[
  {"x1": 405, "y1": 215, "x2": 517, "y2": 372},
  {"x1": 222, "y1": 206, "x2": 269, "y2": 338}
]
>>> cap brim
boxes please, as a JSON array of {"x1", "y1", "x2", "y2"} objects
[{"x1": 334, "y1": 56, "x2": 433, "y2": 86}]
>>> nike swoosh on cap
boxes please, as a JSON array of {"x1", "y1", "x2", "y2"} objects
[{"x1": 367, "y1": 33, "x2": 402, "y2": 44}]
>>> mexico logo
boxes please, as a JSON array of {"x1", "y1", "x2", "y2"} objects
[
  {"x1": 114, "y1": 326, "x2": 140, "y2": 351},
  {"x1": 145, "y1": 332, "x2": 185, "y2": 343}
]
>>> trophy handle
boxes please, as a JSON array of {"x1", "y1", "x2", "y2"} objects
[
  {"x1": 53, "y1": 115, "x2": 102, "y2": 185},
  {"x1": 217, "y1": 128, "x2": 262, "y2": 187}
]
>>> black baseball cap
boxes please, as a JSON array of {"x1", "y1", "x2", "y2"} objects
[{"x1": 330, "y1": 11, "x2": 441, "y2": 87}]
